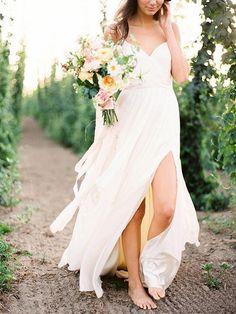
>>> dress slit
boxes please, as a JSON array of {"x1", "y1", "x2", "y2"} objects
[
  {"x1": 116, "y1": 147, "x2": 179, "y2": 283},
  {"x1": 79, "y1": 145, "x2": 179, "y2": 296},
  {"x1": 139, "y1": 148, "x2": 181, "y2": 288}
]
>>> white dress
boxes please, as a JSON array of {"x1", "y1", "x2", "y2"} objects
[{"x1": 49, "y1": 39, "x2": 200, "y2": 298}]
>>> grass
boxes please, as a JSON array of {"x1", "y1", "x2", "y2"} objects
[
  {"x1": 16, "y1": 205, "x2": 41, "y2": 228},
  {"x1": 201, "y1": 261, "x2": 233, "y2": 289},
  {"x1": 200, "y1": 215, "x2": 236, "y2": 236},
  {"x1": 0, "y1": 223, "x2": 13, "y2": 235},
  {"x1": 0, "y1": 238, "x2": 16, "y2": 293},
  {"x1": 0, "y1": 206, "x2": 37, "y2": 293}
]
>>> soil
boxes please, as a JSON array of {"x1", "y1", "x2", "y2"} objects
[{"x1": 0, "y1": 117, "x2": 235, "y2": 314}]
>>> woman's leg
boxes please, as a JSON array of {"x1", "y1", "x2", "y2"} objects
[
  {"x1": 147, "y1": 151, "x2": 177, "y2": 300},
  {"x1": 121, "y1": 199, "x2": 157, "y2": 310}
]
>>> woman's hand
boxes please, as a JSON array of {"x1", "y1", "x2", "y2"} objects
[
  {"x1": 159, "y1": 2, "x2": 172, "y2": 33},
  {"x1": 159, "y1": 3, "x2": 191, "y2": 84}
]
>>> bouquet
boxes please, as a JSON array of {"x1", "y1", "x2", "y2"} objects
[{"x1": 62, "y1": 34, "x2": 141, "y2": 127}]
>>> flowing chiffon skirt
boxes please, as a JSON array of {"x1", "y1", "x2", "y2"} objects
[{"x1": 49, "y1": 41, "x2": 200, "y2": 297}]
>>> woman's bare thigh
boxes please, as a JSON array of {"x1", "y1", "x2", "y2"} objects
[{"x1": 151, "y1": 151, "x2": 177, "y2": 215}]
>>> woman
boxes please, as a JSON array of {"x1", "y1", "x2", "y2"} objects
[{"x1": 50, "y1": 0, "x2": 200, "y2": 310}]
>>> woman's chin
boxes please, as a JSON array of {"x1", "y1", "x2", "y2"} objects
[
  {"x1": 144, "y1": 8, "x2": 159, "y2": 15},
  {"x1": 145, "y1": 10, "x2": 157, "y2": 16}
]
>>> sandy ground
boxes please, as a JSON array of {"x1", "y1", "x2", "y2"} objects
[{"x1": 0, "y1": 116, "x2": 235, "y2": 314}]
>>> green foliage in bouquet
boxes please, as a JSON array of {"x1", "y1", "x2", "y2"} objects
[{"x1": 62, "y1": 35, "x2": 139, "y2": 127}]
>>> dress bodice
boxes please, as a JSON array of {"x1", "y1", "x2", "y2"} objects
[{"x1": 122, "y1": 40, "x2": 173, "y2": 89}]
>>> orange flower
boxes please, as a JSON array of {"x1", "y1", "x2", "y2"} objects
[{"x1": 99, "y1": 75, "x2": 119, "y2": 94}]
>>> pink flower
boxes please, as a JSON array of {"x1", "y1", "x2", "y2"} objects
[
  {"x1": 83, "y1": 48, "x2": 93, "y2": 59},
  {"x1": 94, "y1": 90, "x2": 116, "y2": 111},
  {"x1": 94, "y1": 89, "x2": 110, "y2": 104},
  {"x1": 83, "y1": 58, "x2": 100, "y2": 71}
]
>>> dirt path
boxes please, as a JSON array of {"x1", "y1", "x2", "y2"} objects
[{"x1": 1, "y1": 117, "x2": 235, "y2": 313}]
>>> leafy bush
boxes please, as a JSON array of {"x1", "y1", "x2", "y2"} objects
[
  {"x1": 0, "y1": 239, "x2": 16, "y2": 292},
  {"x1": 0, "y1": 15, "x2": 24, "y2": 207},
  {"x1": 24, "y1": 69, "x2": 96, "y2": 156},
  {"x1": 218, "y1": 99, "x2": 236, "y2": 185}
]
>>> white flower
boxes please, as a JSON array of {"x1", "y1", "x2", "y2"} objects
[{"x1": 107, "y1": 60, "x2": 122, "y2": 76}]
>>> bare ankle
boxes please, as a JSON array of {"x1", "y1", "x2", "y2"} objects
[{"x1": 128, "y1": 278, "x2": 143, "y2": 289}]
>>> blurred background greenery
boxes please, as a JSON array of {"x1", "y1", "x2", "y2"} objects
[{"x1": 0, "y1": 0, "x2": 235, "y2": 211}]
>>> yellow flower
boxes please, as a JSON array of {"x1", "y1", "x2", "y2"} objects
[
  {"x1": 95, "y1": 47, "x2": 113, "y2": 63},
  {"x1": 99, "y1": 75, "x2": 119, "y2": 94}
]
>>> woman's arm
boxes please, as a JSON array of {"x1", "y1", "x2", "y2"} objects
[
  {"x1": 166, "y1": 22, "x2": 190, "y2": 84},
  {"x1": 160, "y1": 4, "x2": 190, "y2": 84}
]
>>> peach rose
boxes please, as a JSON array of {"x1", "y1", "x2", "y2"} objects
[
  {"x1": 78, "y1": 70, "x2": 93, "y2": 82},
  {"x1": 99, "y1": 75, "x2": 119, "y2": 94},
  {"x1": 95, "y1": 47, "x2": 113, "y2": 63}
]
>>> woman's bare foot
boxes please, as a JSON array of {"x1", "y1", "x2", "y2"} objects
[
  {"x1": 148, "y1": 287, "x2": 165, "y2": 300},
  {"x1": 128, "y1": 283, "x2": 157, "y2": 310}
]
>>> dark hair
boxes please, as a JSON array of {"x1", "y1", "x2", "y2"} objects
[{"x1": 110, "y1": 0, "x2": 171, "y2": 42}]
